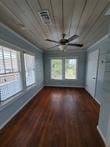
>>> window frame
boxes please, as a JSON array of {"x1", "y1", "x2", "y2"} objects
[
  {"x1": 24, "y1": 52, "x2": 36, "y2": 87},
  {"x1": 0, "y1": 46, "x2": 20, "y2": 75},
  {"x1": 0, "y1": 40, "x2": 36, "y2": 103},
  {"x1": 0, "y1": 46, "x2": 22, "y2": 102},
  {"x1": 64, "y1": 58, "x2": 78, "y2": 80},
  {"x1": 50, "y1": 57, "x2": 78, "y2": 80},
  {"x1": 50, "y1": 58, "x2": 63, "y2": 80}
]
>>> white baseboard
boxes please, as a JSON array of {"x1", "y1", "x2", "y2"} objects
[
  {"x1": 97, "y1": 126, "x2": 109, "y2": 147},
  {"x1": 44, "y1": 84, "x2": 84, "y2": 88},
  {"x1": 0, "y1": 86, "x2": 43, "y2": 130},
  {"x1": 94, "y1": 97, "x2": 101, "y2": 105},
  {"x1": 84, "y1": 88, "x2": 100, "y2": 105}
]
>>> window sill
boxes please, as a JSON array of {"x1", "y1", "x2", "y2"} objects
[
  {"x1": 0, "y1": 84, "x2": 36, "y2": 111},
  {"x1": 51, "y1": 79, "x2": 63, "y2": 80},
  {"x1": 64, "y1": 79, "x2": 78, "y2": 81},
  {"x1": 50, "y1": 79, "x2": 78, "y2": 81}
]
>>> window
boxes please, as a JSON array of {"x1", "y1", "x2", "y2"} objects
[
  {"x1": 0, "y1": 46, "x2": 22, "y2": 101},
  {"x1": 65, "y1": 59, "x2": 77, "y2": 79},
  {"x1": 50, "y1": 58, "x2": 77, "y2": 80},
  {"x1": 51, "y1": 59, "x2": 62, "y2": 79},
  {"x1": 0, "y1": 45, "x2": 36, "y2": 102},
  {"x1": 24, "y1": 53, "x2": 35, "y2": 86}
]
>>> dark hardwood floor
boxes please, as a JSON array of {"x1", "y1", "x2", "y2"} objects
[{"x1": 0, "y1": 87, "x2": 105, "y2": 147}]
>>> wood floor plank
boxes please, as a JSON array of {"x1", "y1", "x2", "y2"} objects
[{"x1": 0, "y1": 87, "x2": 105, "y2": 147}]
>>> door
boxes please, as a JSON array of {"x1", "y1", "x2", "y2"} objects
[{"x1": 86, "y1": 50, "x2": 99, "y2": 98}]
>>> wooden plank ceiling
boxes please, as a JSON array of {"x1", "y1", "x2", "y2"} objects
[{"x1": 0, "y1": 0, "x2": 110, "y2": 51}]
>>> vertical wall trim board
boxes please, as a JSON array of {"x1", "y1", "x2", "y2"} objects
[
  {"x1": 97, "y1": 126, "x2": 109, "y2": 147},
  {"x1": 94, "y1": 49, "x2": 100, "y2": 97}
]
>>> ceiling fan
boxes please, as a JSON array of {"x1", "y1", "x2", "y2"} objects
[{"x1": 45, "y1": 33, "x2": 83, "y2": 50}]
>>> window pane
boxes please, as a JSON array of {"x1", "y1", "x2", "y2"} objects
[
  {"x1": 65, "y1": 59, "x2": 77, "y2": 79},
  {"x1": 0, "y1": 47, "x2": 4, "y2": 74},
  {"x1": 3, "y1": 47, "x2": 12, "y2": 73},
  {"x1": 0, "y1": 47, "x2": 22, "y2": 101},
  {"x1": 51, "y1": 59, "x2": 62, "y2": 79},
  {"x1": 24, "y1": 54, "x2": 35, "y2": 86},
  {"x1": 11, "y1": 50, "x2": 19, "y2": 72},
  {"x1": 0, "y1": 73, "x2": 22, "y2": 101}
]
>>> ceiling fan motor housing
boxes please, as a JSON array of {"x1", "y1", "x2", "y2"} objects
[{"x1": 60, "y1": 39, "x2": 68, "y2": 45}]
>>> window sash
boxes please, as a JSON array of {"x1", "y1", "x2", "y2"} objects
[
  {"x1": 0, "y1": 46, "x2": 20, "y2": 74},
  {"x1": 50, "y1": 58, "x2": 77, "y2": 80},
  {"x1": 65, "y1": 59, "x2": 77, "y2": 79},
  {"x1": 24, "y1": 53, "x2": 35, "y2": 86},
  {"x1": 0, "y1": 44, "x2": 36, "y2": 102},
  {"x1": 51, "y1": 59, "x2": 63, "y2": 80}
]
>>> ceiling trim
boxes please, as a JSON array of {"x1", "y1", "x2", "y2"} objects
[
  {"x1": 87, "y1": 34, "x2": 109, "y2": 51},
  {"x1": 0, "y1": 38, "x2": 35, "y2": 55},
  {"x1": 0, "y1": 22, "x2": 43, "y2": 53},
  {"x1": 44, "y1": 48, "x2": 87, "y2": 54}
]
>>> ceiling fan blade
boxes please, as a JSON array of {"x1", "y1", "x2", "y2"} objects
[
  {"x1": 68, "y1": 35, "x2": 79, "y2": 42},
  {"x1": 45, "y1": 39, "x2": 59, "y2": 43},
  {"x1": 46, "y1": 45, "x2": 59, "y2": 49},
  {"x1": 68, "y1": 43, "x2": 83, "y2": 47}
]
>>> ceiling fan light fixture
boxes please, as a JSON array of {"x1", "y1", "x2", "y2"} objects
[{"x1": 59, "y1": 45, "x2": 67, "y2": 51}]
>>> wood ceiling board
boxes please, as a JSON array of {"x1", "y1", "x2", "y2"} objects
[
  {"x1": 85, "y1": 19, "x2": 109, "y2": 45},
  {"x1": 68, "y1": 0, "x2": 87, "y2": 37},
  {"x1": 0, "y1": 3, "x2": 42, "y2": 49},
  {"x1": 0, "y1": 1, "x2": 23, "y2": 25},
  {"x1": 50, "y1": 0, "x2": 64, "y2": 39},
  {"x1": 83, "y1": 16, "x2": 109, "y2": 43},
  {"x1": 25, "y1": 0, "x2": 53, "y2": 40},
  {"x1": 82, "y1": 4, "x2": 110, "y2": 44},
  {"x1": 76, "y1": 0, "x2": 99, "y2": 35},
  {"x1": 0, "y1": 0, "x2": 49, "y2": 49},
  {"x1": 25, "y1": 0, "x2": 60, "y2": 48},
  {"x1": 1, "y1": 0, "x2": 47, "y2": 39},
  {"x1": 0, "y1": 0, "x2": 109, "y2": 51},
  {"x1": 63, "y1": 0, "x2": 76, "y2": 38},
  {"x1": 79, "y1": 0, "x2": 109, "y2": 42},
  {"x1": 38, "y1": 0, "x2": 59, "y2": 41}
]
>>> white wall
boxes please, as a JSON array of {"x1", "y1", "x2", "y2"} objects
[
  {"x1": 86, "y1": 35, "x2": 110, "y2": 147},
  {"x1": 44, "y1": 50, "x2": 86, "y2": 87},
  {"x1": 0, "y1": 24, "x2": 44, "y2": 129}
]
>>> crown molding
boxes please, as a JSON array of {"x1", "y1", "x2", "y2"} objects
[{"x1": 0, "y1": 22, "x2": 43, "y2": 53}]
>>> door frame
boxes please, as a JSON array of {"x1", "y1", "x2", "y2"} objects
[{"x1": 86, "y1": 49, "x2": 100, "y2": 98}]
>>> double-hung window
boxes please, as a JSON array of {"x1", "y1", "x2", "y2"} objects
[
  {"x1": 65, "y1": 59, "x2": 77, "y2": 79},
  {"x1": 0, "y1": 44, "x2": 36, "y2": 102},
  {"x1": 51, "y1": 59, "x2": 62, "y2": 80},
  {"x1": 24, "y1": 53, "x2": 35, "y2": 86},
  {"x1": 0, "y1": 46, "x2": 22, "y2": 101},
  {"x1": 51, "y1": 58, "x2": 77, "y2": 80}
]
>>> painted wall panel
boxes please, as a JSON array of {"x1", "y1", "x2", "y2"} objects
[
  {"x1": 44, "y1": 51, "x2": 86, "y2": 87},
  {"x1": 0, "y1": 24, "x2": 44, "y2": 129},
  {"x1": 87, "y1": 35, "x2": 110, "y2": 146}
]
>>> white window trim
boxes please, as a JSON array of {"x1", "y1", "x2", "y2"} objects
[
  {"x1": 0, "y1": 40, "x2": 37, "y2": 103},
  {"x1": 0, "y1": 83, "x2": 36, "y2": 111},
  {"x1": 50, "y1": 57, "x2": 78, "y2": 81},
  {"x1": 0, "y1": 47, "x2": 20, "y2": 74},
  {"x1": 64, "y1": 58, "x2": 78, "y2": 80},
  {"x1": 50, "y1": 57, "x2": 63, "y2": 80},
  {"x1": 24, "y1": 53, "x2": 36, "y2": 87}
]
